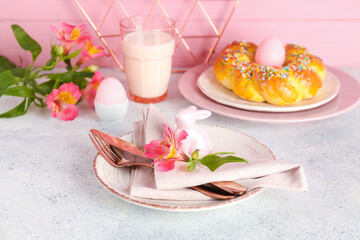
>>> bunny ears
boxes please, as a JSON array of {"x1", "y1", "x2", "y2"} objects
[{"x1": 176, "y1": 105, "x2": 212, "y2": 122}]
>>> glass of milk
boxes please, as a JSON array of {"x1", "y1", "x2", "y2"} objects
[{"x1": 120, "y1": 16, "x2": 176, "y2": 103}]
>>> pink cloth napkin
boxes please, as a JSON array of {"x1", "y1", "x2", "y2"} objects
[{"x1": 130, "y1": 105, "x2": 308, "y2": 200}]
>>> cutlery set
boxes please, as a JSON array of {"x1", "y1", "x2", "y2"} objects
[{"x1": 89, "y1": 129, "x2": 247, "y2": 200}]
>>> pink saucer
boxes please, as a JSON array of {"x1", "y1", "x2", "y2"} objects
[{"x1": 178, "y1": 63, "x2": 360, "y2": 123}]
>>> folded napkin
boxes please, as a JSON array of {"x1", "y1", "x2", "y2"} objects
[{"x1": 130, "y1": 105, "x2": 308, "y2": 200}]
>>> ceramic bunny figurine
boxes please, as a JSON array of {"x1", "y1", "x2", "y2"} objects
[{"x1": 175, "y1": 106, "x2": 213, "y2": 158}]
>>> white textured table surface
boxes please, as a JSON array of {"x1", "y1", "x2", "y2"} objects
[{"x1": 0, "y1": 68, "x2": 359, "y2": 240}]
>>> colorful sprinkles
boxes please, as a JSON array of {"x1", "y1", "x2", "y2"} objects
[
  {"x1": 256, "y1": 65, "x2": 290, "y2": 82},
  {"x1": 219, "y1": 41, "x2": 323, "y2": 84},
  {"x1": 220, "y1": 41, "x2": 256, "y2": 67}
]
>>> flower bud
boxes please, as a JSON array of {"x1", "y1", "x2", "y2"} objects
[
  {"x1": 85, "y1": 65, "x2": 99, "y2": 72},
  {"x1": 54, "y1": 45, "x2": 64, "y2": 56},
  {"x1": 191, "y1": 149, "x2": 200, "y2": 160}
]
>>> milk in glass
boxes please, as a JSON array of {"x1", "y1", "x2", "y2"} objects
[{"x1": 121, "y1": 31, "x2": 175, "y2": 99}]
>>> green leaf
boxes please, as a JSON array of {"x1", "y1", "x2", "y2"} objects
[
  {"x1": 50, "y1": 45, "x2": 58, "y2": 58},
  {"x1": 64, "y1": 58, "x2": 72, "y2": 70},
  {"x1": 11, "y1": 24, "x2": 42, "y2": 62},
  {"x1": 76, "y1": 78, "x2": 90, "y2": 90},
  {"x1": 47, "y1": 71, "x2": 92, "y2": 90},
  {"x1": 0, "y1": 70, "x2": 16, "y2": 91},
  {"x1": 10, "y1": 67, "x2": 27, "y2": 78},
  {"x1": 200, "y1": 155, "x2": 248, "y2": 172},
  {"x1": 0, "y1": 98, "x2": 34, "y2": 118},
  {"x1": 0, "y1": 56, "x2": 16, "y2": 73},
  {"x1": 38, "y1": 80, "x2": 55, "y2": 94},
  {"x1": 25, "y1": 76, "x2": 47, "y2": 95},
  {"x1": 64, "y1": 49, "x2": 81, "y2": 59},
  {"x1": 199, "y1": 155, "x2": 221, "y2": 170},
  {"x1": 47, "y1": 71, "x2": 94, "y2": 82},
  {"x1": 208, "y1": 152, "x2": 236, "y2": 155},
  {"x1": 0, "y1": 86, "x2": 35, "y2": 98}
]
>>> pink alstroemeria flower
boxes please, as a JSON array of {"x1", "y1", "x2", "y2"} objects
[
  {"x1": 50, "y1": 23, "x2": 89, "y2": 55},
  {"x1": 144, "y1": 124, "x2": 188, "y2": 172},
  {"x1": 46, "y1": 82, "x2": 81, "y2": 121},
  {"x1": 76, "y1": 40, "x2": 109, "y2": 66},
  {"x1": 81, "y1": 71, "x2": 104, "y2": 108}
]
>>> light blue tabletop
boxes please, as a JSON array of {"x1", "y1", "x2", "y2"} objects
[{"x1": 0, "y1": 68, "x2": 359, "y2": 239}]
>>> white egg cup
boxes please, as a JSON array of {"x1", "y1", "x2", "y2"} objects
[{"x1": 94, "y1": 99, "x2": 128, "y2": 121}]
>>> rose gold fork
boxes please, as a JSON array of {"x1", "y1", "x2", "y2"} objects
[
  {"x1": 89, "y1": 130, "x2": 152, "y2": 168},
  {"x1": 89, "y1": 129, "x2": 247, "y2": 200}
]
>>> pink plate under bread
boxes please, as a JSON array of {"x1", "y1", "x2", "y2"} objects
[{"x1": 178, "y1": 63, "x2": 360, "y2": 123}]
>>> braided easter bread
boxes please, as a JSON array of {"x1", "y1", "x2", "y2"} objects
[{"x1": 214, "y1": 41, "x2": 326, "y2": 105}]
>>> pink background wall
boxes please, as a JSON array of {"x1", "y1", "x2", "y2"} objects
[{"x1": 1, "y1": 0, "x2": 360, "y2": 69}]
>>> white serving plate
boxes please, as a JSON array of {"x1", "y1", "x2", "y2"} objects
[
  {"x1": 197, "y1": 67, "x2": 340, "y2": 113},
  {"x1": 93, "y1": 125, "x2": 275, "y2": 212}
]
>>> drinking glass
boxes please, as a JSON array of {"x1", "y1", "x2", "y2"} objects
[{"x1": 120, "y1": 16, "x2": 176, "y2": 103}]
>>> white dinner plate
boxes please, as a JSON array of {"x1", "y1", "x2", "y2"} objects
[
  {"x1": 93, "y1": 125, "x2": 276, "y2": 212},
  {"x1": 197, "y1": 67, "x2": 340, "y2": 113}
]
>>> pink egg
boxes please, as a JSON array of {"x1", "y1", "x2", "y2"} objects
[
  {"x1": 95, "y1": 77, "x2": 128, "y2": 105},
  {"x1": 255, "y1": 37, "x2": 285, "y2": 66}
]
